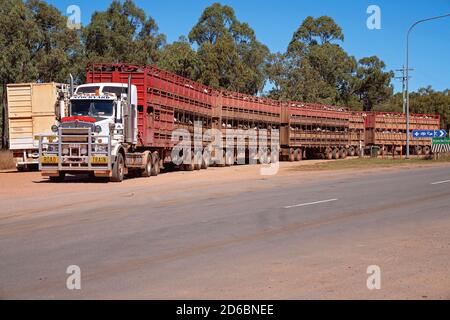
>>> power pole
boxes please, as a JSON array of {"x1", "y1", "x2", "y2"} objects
[{"x1": 395, "y1": 66, "x2": 413, "y2": 114}]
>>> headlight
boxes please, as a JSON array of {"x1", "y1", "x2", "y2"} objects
[
  {"x1": 80, "y1": 147, "x2": 88, "y2": 156},
  {"x1": 62, "y1": 147, "x2": 70, "y2": 156},
  {"x1": 94, "y1": 125, "x2": 102, "y2": 134},
  {"x1": 51, "y1": 125, "x2": 59, "y2": 133}
]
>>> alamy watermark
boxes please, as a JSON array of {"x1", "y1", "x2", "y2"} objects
[
  {"x1": 66, "y1": 265, "x2": 81, "y2": 290},
  {"x1": 366, "y1": 265, "x2": 381, "y2": 290},
  {"x1": 67, "y1": 5, "x2": 81, "y2": 30},
  {"x1": 367, "y1": 5, "x2": 381, "y2": 30},
  {"x1": 171, "y1": 122, "x2": 280, "y2": 176}
]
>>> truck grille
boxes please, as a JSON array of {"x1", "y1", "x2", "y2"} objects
[{"x1": 61, "y1": 128, "x2": 90, "y2": 143}]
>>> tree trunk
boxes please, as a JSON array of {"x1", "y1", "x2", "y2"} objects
[{"x1": 1, "y1": 84, "x2": 8, "y2": 149}]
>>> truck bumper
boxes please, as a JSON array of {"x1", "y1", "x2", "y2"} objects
[
  {"x1": 93, "y1": 170, "x2": 111, "y2": 177},
  {"x1": 41, "y1": 170, "x2": 60, "y2": 177},
  {"x1": 38, "y1": 130, "x2": 112, "y2": 174},
  {"x1": 42, "y1": 170, "x2": 112, "y2": 177}
]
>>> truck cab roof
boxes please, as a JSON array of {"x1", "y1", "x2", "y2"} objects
[{"x1": 75, "y1": 83, "x2": 138, "y2": 105}]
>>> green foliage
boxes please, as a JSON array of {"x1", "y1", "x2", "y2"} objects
[
  {"x1": 83, "y1": 0, "x2": 166, "y2": 67},
  {"x1": 268, "y1": 16, "x2": 393, "y2": 111},
  {"x1": 0, "y1": 0, "x2": 81, "y2": 84},
  {"x1": 0, "y1": 0, "x2": 82, "y2": 147},
  {"x1": 158, "y1": 37, "x2": 200, "y2": 80},
  {"x1": 27, "y1": 0, "x2": 82, "y2": 83},
  {"x1": 268, "y1": 16, "x2": 356, "y2": 106},
  {"x1": 289, "y1": 16, "x2": 344, "y2": 48},
  {"x1": 188, "y1": 2, "x2": 269, "y2": 94},
  {"x1": 0, "y1": 0, "x2": 448, "y2": 143},
  {"x1": 353, "y1": 56, "x2": 394, "y2": 111},
  {"x1": 378, "y1": 87, "x2": 450, "y2": 129},
  {"x1": 188, "y1": 3, "x2": 236, "y2": 46},
  {"x1": 0, "y1": 0, "x2": 39, "y2": 84}
]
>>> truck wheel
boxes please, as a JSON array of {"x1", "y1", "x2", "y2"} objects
[
  {"x1": 194, "y1": 152, "x2": 202, "y2": 170},
  {"x1": 258, "y1": 151, "x2": 268, "y2": 165},
  {"x1": 415, "y1": 146, "x2": 423, "y2": 155},
  {"x1": 201, "y1": 153, "x2": 210, "y2": 170},
  {"x1": 151, "y1": 152, "x2": 160, "y2": 176},
  {"x1": 348, "y1": 147, "x2": 355, "y2": 157},
  {"x1": 141, "y1": 154, "x2": 152, "y2": 178},
  {"x1": 339, "y1": 148, "x2": 347, "y2": 159},
  {"x1": 423, "y1": 146, "x2": 431, "y2": 156},
  {"x1": 355, "y1": 147, "x2": 362, "y2": 157},
  {"x1": 289, "y1": 148, "x2": 295, "y2": 162},
  {"x1": 295, "y1": 149, "x2": 302, "y2": 161},
  {"x1": 332, "y1": 148, "x2": 340, "y2": 159},
  {"x1": 49, "y1": 172, "x2": 66, "y2": 183},
  {"x1": 111, "y1": 153, "x2": 125, "y2": 182},
  {"x1": 184, "y1": 154, "x2": 194, "y2": 171},
  {"x1": 270, "y1": 150, "x2": 279, "y2": 163},
  {"x1": 216, "y1": 151, "x2": 226, "y2": 167}
]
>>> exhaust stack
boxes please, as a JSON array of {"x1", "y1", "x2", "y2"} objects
[
  {"x1": 124, "y1": 75, "x2": 135, "y2": 144},
  {"x1": 69, "y1": 74, "x2": 74, "y2": 96}
]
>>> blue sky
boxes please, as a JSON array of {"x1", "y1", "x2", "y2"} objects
[{"x1": 48, "y1": 0, "x2": 450, "y2": 93}]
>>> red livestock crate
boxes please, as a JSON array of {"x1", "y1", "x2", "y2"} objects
[
  {"x1": 220, "y1": 90, "x2": 281, "y2": 127},
  {"x1": 87, "y1": 64, "x2": 216, "y2": 148}
]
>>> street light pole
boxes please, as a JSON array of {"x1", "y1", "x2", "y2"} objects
[{"x1": 405, "y1": 13, "x2": 450, "y2": 159}]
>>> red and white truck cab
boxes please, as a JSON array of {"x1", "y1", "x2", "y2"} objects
[{"x1": 38, "y1": 80, "x2": 147, "y2": 182}]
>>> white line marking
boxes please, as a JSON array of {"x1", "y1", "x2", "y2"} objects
[
  {"x1": 431, "y1": 180, "x2": 450, "y2": 185},
  {"x1": 284, "y1": 198, "x2": 338, "y2": 209}
]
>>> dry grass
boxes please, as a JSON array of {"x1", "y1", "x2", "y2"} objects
[
  {"x1": 290, "y1": 156, "x2": 450, "y2": 172},
  {"x1": 0, "y1": 150, "x2": 15, "y2": 170}
]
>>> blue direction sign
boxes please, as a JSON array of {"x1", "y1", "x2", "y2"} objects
[{"x1": 412, "y1": 130, "x2": 447, "y2": 139}]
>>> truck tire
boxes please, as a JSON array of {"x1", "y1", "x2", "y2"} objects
[
  {"x1": 423, "y1": 146, "x2": 431, "y2": 156},
  {"x1": 324, "y1": 151, "x2": 333, "y2": 160},
  {"x1": 184, "y1": 154, "x2": 194, "y2": 171},
  {"x1": 226, "y1": 151, "x2": 235, "y2": 166},
  {"x1": 295, "y1": 149, "x2": 302, "y2": 161},
  {"x1": 49, "y1": 172, "x2": 66, "y2": 183},
  {"x1": 216, "y1": 151, "x2": 226, "y2": 167},
  {"x1": 348, "y1": 147, "x2": 355, "y2": 157},
  {"x1": 415, "y1": 146, "x2": 423, "y2": 155},
  {"x1": 194, "y1": 152, "x2": 202, "y2": 170},
  {"x1": 151, "y1": 152, "x2": 160, "y2": 176},
  {"x1": 270, "y1": 150, "x2": 279, "y2": 163},
  {"x1": 141, "y1": 154, "x2": 152, "y2": 178},
  {"x1": 111, "y1": 153, "x2": 125, "y2": 182},
  {"x1": 289, "y1": 148, "x2": 295, "y2": 162},
  {"x1": 332, "y1": 148, "x2": 340, "y2": 159},
  {"x1": 201, "y1": 153, "x2": 210, "y2": 170}
]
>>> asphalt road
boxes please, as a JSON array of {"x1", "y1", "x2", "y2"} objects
[{"x1": 0, "y1": 164, "x2": 449, "y2": 299}]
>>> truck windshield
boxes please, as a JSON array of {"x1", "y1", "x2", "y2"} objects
[
  {"x1": 71, "y1": 100, "x2": 114, "y2": 117},
  {"x1": 76, "y1": 86, "x2": 100, "y2": 94}
]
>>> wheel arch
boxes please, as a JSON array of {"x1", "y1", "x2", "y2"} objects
[{"x1": 112, "y1": 145, "x2": 127, "y2": 165}]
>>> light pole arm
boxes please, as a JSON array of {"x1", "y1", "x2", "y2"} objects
[{"x1": 405, "y1": 13, "x2": 450, "y2": 159}]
